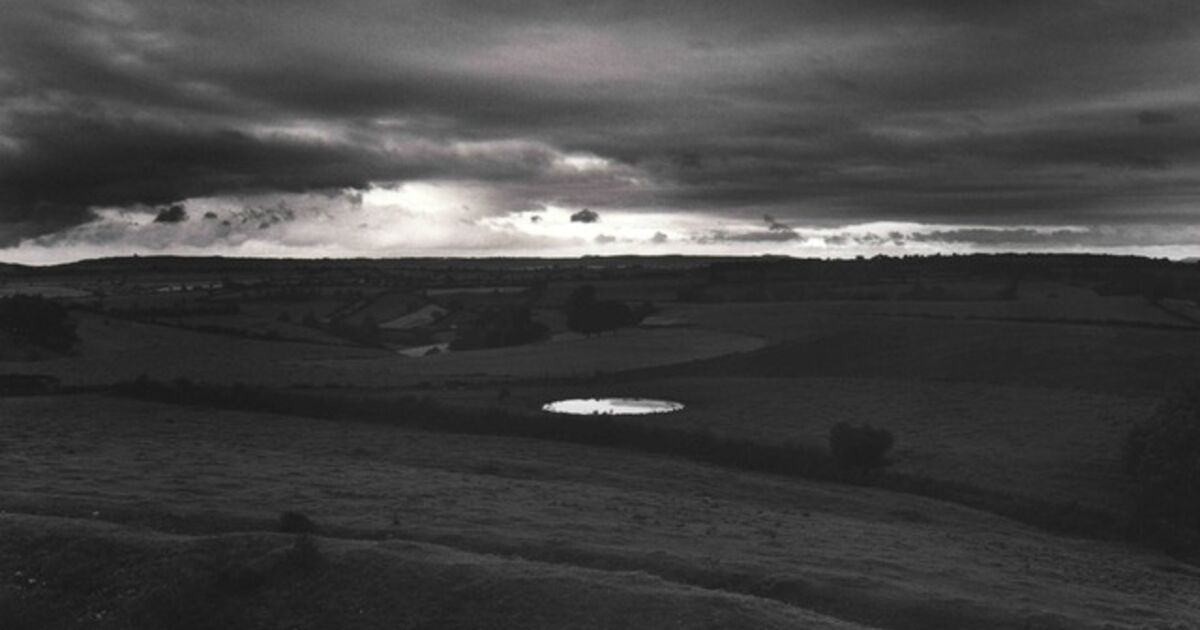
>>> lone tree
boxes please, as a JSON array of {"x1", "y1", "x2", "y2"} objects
[
  {"x1": 829, "y1": 422, "x2": 894, "y2": 470},
  {"x1": 565, "y1": 285, "x2": 634, "y2": 335},
  {"x1": 1125, "y1": 387, "x2": 1200, "y2": 536},
  {"x1": 0, "y1": 294, "x2": 79, "y2": 353}
]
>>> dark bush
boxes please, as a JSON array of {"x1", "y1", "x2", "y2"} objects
[
  {"x1": 829, "y1": 422, "x2": 894, "y2": 470},
  {"x1": 565, "y1": 285, "x2": 634, "y2": 335},
  {"x1": 449, "y1": 307, "x2": 548, "y2": 350},
  {"x1": 278, "y1": 511, "x2": 318, "y2": 534},
  {"x1": 1124, "y1": 388, "x2": 1200, "y2": 535},
  {"x1": 284, "y1": 534, "x2": 323, "y2": 571}
]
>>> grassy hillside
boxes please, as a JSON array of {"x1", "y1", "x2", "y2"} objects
[
  {"x1": 2, "y1": 395, "x2": 1198, "y2": 629},
  {"x1": 655, "y1": 303, "x2": 1200, "y2": 394},
  {"x1": 0, "y1": 311, "x2": 764, "y2": 387},
  {"x1": 497, "y1": 376, "x2": 1154, "y2": 513},
  {"x1": 4, "y1": 255, "x2": 1200, "y2": 628},
  {"x1": 3, "y1": 515, "x2": 862, "y2": 630}
]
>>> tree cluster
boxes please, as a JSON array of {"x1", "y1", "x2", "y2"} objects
[
  {"x1": 450, "y1": 306, "x2": 548, "y2": 350},
  {"x1": 564, "y1": 285, "x2": 636, "y2": 335},
  {"x1": 0, "y1": 294, "x2": 79, "y2": 353}
]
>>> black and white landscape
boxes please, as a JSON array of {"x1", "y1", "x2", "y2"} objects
[{"x1": 2, "y1": 2, "x2": 1200, "y2": 629}]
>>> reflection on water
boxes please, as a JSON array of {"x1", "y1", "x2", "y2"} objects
[{"x1": 542, "y1": 398, "x2": 684, "y2": 415}]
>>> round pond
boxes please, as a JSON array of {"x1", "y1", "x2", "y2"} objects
[{"x1": 542, "y1": 398, "x2": 684, "y2": 415}]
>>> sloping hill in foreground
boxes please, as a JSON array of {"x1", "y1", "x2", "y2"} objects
[
  {"x1": 1, "y1": 514, "x2": 866, "y2": 630},
  {"x1": 2, "y1": 395, "x2": 1199, "y2": 628}
]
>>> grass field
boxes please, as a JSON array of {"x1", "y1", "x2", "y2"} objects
[
  {"x1": 0, "y1": 311, "x2": 764, "y2": 388},
  {"x1": 657, "y1": 302, "x2": 1200, "y2": 395},
  {"x1": 0, "y1": 312, "x2": 387, "y2": 387},
  {"x1": 2, "y1": 513, "x2": 866, "y2": 630},
  {"x1": 497, "y1": 376, "x2": 1155, "y2": 513},
  {"x1": 0, "y1": 284, "x2": 94, "y2": 298},
  {"x1": 801, "y1": 295, "x2": 1193, "y2": 328},
  {"x1": 537, "y1": 276, "x2": 689, "y2": 308},
  {"x1": 157, "y1": 313, "x2": 356, "y2": 346},
  {"x1": 304, "y1": 326, "x2": 766, "y2": 385},
  {"x1": 2, "y1": 395, "x2": 1198, "y2": 629}
]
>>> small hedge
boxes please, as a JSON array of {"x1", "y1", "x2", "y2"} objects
[{"x1": 1124, "y1": 387, "x2": 1200, "y2": 546}]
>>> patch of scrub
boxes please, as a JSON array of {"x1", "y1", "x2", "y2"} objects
[{"x1": 543, "y1": 398, "x2": 684, "y2": 415}]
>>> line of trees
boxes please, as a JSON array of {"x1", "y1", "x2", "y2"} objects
[
  {"x1": 564, "y1": 285, "x2": 652, "y2": 335},
  {"x1": 450, "y1": 307, "x2": 548, "y2": 350}
]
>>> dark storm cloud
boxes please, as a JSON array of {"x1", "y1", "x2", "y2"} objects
[
  {"x1": 0, "y1": 110, "x2": 404, "y2": 240},
  {"x1": 570, "y1": 209, "x2": 599, "y2": 223},
  {"x1": 153, "y1": 203, "x2": 187, "y2": 223},
  {"x1": 905, "y1": 225, "x2": 1200, "y2": 249},
  {"x1": 233, "y1": 203, "x2": 296, "y2": 229},
  {"x1": 698, "y1": 214, "x2": 803, "y2": 243},
  {"x1": 764, "y1": 214, "x2": 794, "y2": 233},
  {"x1": 909, "y1": 228, "x2": 1089, "y2": 247},
  {"x1": 4, "y1": 0, "x2": 1200, "y2": 249},
  {"x1": 698, "y1": 221, "x2": 802, "y2": 244}
]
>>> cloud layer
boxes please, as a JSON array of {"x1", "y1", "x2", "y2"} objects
[{"x1": 3, "y1": 1, "x2": 1200, "y2": 259}]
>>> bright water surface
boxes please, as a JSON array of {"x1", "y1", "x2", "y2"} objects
[{"x1": 542, "y1": 398, "x2": 684, "y2": 415}]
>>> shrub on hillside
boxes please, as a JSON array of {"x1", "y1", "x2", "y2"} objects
[
  {"x1": 278, "y1": 511, "x2": 318, "y2": 534},
  {"x1": 285, "y1": 534, "x2": 323, "y2": 571},
  {"x1": 449, "y1": 306, "x2": 548, "y2": 350},
  {"x1": 565, "y1": 285, "x2": 635, "y2": 335},
  {"x1": 0, "y1": 294, "x2": 78, "y2": 353},
  {"x1": 829, "y1": 422, "x2": 894, "y2": 470},
  {"x1": 1124, "y1": 388, "x2": 1200, "y2": 535}
]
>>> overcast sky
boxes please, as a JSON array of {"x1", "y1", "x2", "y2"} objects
[{"x1": 3, "y1": 1, "x2": 1200, "y2": 263}]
